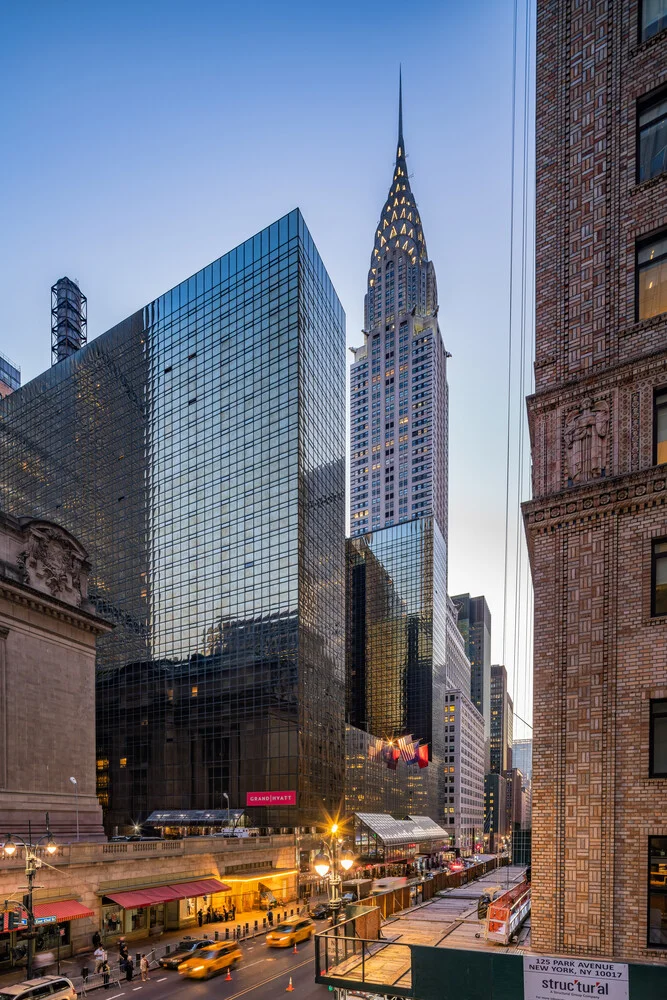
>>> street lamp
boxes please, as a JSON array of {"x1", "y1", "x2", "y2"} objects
[
  {"x1": 311, "y1": 823, "x2": 356, "y2": 926},
  {"x1": 69, "y1": 777, "x2": 79, "y2": 842},
  {"x1": 222, "y1": 792, "x2": 229, "y2": 834},
  {"x1": 2, "y1": 816, "x2": 58, "y2": 981}
]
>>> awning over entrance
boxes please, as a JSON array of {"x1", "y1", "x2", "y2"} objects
[
  {"x1": 33, "y1": 900, "x2": 95, "y2": 921},
  {"x1": 105, "y1": 877, "x2": 229, "y2": 909}
]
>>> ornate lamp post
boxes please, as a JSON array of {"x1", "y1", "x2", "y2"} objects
[
  {"x1": 2, "y1": 816, "x2": 58, "y2": 981},
  {"x1": 312, "y1": 823, "x2": 356, "y2": 926}
]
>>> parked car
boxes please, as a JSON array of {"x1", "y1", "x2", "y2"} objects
[
  {"x1": 266, "y1": 918, "x2": 314, "y2": 948},
  {"x1": 341, "y1": 892, "x2": 356, "y2": 904},
  {"x1": 0, "y1": 977, "x2": 76, "y2": 1000},
  {"x1": 177, "y1": 941, "x2": 242, "y2": 979},
  {"x1": 158, "y1": 938, "x2": 209, "y2": 969},
  {"x1": 310, "y1": 903, "x2": 331, "y2": 920}
]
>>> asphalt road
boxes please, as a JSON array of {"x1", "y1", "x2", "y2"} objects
[{"x1": 101, "y1": 938, "x2": 329, "y2": 1000}]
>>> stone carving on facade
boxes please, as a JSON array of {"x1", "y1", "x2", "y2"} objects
[
  {"x1": 564, "y1": 398, "x2": 610, "y2": 484},
  {"x1": 19, "y1": 523, "x2": 88, "y2": 606}
]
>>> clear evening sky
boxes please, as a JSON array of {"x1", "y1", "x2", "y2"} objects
[{"x1": 1, "y1": 0, "x2": 533, "y2": 730}]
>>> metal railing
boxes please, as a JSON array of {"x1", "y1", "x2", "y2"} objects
[{"x1": 315, "y1": 917, "x2": 413, "y2": 995}]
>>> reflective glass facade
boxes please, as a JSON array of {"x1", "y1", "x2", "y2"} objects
[
  {"x1": 0, "y1": 209, "x2": 346, "y2": 830},
  {"x1": 346, "y1": 519, "x2": 447, "y2": 817}
]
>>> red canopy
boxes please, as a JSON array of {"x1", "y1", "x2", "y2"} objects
[
  {"x1": 33, "y1": 900, "x2": 95, "y2": 922},
  {"x1": 105, "y1": 877, "x2": 229, "y2": 909}
]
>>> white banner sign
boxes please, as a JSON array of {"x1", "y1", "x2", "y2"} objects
[{"x1": 524, "y1": 955, "x2": 629, "y2": 1000}]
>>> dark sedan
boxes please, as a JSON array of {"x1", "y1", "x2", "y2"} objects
[
  {"x1": 158, "y1": 939, "x2": 209, "y2": 969},
  {"x1": 309, "y1": 903, "x2": 331, "y2": 920}
]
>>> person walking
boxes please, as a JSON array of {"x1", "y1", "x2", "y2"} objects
[
  {"x1": 140, "y1": 955, "x2": 150, "y2": 982},
  {"x1": 118, "y1": 937, "x2": 128, "y2": 971},
  {"x1": 101, "y1": 960, "x2": 110, "y2": 989},
  {"x1": 94, "y1": 945, "x2": 106, "y2": 974},
  {"x1": 125, "y1": 956, "x2": 134, "y2": 983},
  {"x1": 92, "y1": 931, "x2": 102, "y2": 950},
  {"x1": 231, "y1": 903, "x2": 236, "y2": 921}
]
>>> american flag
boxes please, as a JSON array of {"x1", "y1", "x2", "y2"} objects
[
  {"x1": 396, "y1": 734, "x2": 416, "y2": 762},
  {"x1": 368, "y1": 737, "x2": 384, "y2": 761}
]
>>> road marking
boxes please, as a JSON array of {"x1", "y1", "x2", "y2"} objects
[
  {"x1": 240, "y1": 960, "x2": 268, "y2": 969},
  {"x1": 220, "y1": 957, "x2": 313, "y2": 1000},
  {"x1": 108, "y1": 994, "x2": 124, "y2": 998},
  {"x1": 132, "y1": 987, "x2": 143, "y2": 991},
  {"x1": 156, "y1": 978, "x2": 167, "y2": 982}
]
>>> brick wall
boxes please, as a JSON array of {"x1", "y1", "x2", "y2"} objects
[{"x1": 525, "y1": 0, "x2": 667, "y2": 961}]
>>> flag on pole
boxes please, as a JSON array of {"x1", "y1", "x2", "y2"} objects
[
  {"x1": 396, "y1": 735, "x2": 415, "y2": 762},
  {"x1": 417, "y1": 744, "x2": 429, "y2": 768},
  {"x1": 368, "y1": 737, "x2": 383, "y2": 761}
]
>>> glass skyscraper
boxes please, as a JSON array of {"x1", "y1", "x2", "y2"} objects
[{"x1": 0, "y1": 209, "x2": 346, "y2": 831}]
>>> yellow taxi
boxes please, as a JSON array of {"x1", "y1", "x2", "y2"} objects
[
  {"x1": 177, "y1": 941, "x2": 242, "y2": 979},
  {"x1": 266, "y1": 917, "x2": 315, "y2": 948}
]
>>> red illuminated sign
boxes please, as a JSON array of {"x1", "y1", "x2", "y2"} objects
[{"x1": 246, "y1": 790, "x2": 296, "y2": 807}]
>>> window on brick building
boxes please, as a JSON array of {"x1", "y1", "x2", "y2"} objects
[
  {"x1": 648, "y1": 837, "x2": 667, "y2": 947},
  {"x1": 639, "y1": 90, "x2": 667, "y2": 182},
  {"x1": 652, "y1": 540, "x2": 667, "y2": 615},
  {"x1": 638, "y1": 234, "x2": 667, "y2": 320},
  {"x1": 654, "y1": 389, "x2": 667, "y2": 464},
  {"x1": 642, "y1": 1, "x2": 667, "y2": 41},
  {"x1": 650, "y1": 699, "x2": 667, "y2": 777}
]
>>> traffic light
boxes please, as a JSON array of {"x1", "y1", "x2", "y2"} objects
[{"x1": 8, "y1": 912, "x2": 18, "y2": 930}]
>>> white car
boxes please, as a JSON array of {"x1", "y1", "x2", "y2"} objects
[{"x1": 0, "y1": 977, "x2": 76, "y2": 1000}]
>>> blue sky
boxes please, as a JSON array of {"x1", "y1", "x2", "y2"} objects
[{"x1": 1, "y1": 0, "x2": 532, "y2": 727}]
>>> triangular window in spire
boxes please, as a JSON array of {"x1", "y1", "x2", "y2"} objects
[
  {"x1": 390, "y1": 226, "x2": 397, "y2": 238},
  {"x1": 400, "y1": 224, "x2": 407, "y2": 235}
]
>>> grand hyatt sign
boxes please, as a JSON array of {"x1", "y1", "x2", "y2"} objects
[{"x1": 246, "y1": 791, "x2": 296, "y2": 807}]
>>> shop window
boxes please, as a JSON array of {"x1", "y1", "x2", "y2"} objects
[{"x1": 649, "y1": 837, "x2": 667, "y2": 947}]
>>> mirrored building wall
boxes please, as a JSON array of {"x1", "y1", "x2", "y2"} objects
[{"x1": 0, "y1": 209, "x2": 346, "y2": 831}]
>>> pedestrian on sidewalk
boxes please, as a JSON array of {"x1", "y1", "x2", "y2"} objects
[
  {"x1": 92, "y1": 931, "x2": 102, "y2": 950},
  {"x1": 101, "y1": 960, "x2": 110, "y2": 989},
  {"x1": 140, "y1": 955, "x2": 150, "y2": 982},
  {"x1": 118, "y1": 937, "x2": 128, "y2": 972},
  {"x1": 197, "y1": 908, "x2": 203, "y2": 927},
  {"x1": 125, "y1": 957, "x2": 134, "y2": 983},
  {"x1": 231, "y1": 903, "x2": 236, "y2": 921},
  {"x1": 94, "y1": 946, "x2": 106, "y2": 973}
]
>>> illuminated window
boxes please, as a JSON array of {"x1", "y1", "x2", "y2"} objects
[
  {"x1": 648, "y1": 836, "x2": 667, "y2": 947},
  {"x1": 654, "y1": 389, "x2": 667, "y2": 464},
  {"x1": 652, "y1": 539, "x2": 667, "y2": 615},
  {"x1": 120, "y1": 758, "x2": 127, "y2": 768},
  {"x1": 650, "y1": 699, "x2": 667, "y2": 777},
  {"x1": 638, "y1": 233, "x2": 667, "y2": 320}
]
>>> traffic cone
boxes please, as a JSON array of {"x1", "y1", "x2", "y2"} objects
[
  {"x1": 286, "y1": 977, "x2": 294, "y2": 992},
  {"x1": 225, "y1": 968, "x2": 232, "y2": 981},
  {"x1": 292, "y1": 941, "x2": 298, "y2": 954}
]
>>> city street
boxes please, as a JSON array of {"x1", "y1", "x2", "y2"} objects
[{"x1": 101, "y1": 939, "x2": 327, "y2": 1000}]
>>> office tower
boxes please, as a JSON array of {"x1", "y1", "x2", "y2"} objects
[
  {"x1": 489, "y1": 664, "x2": 512, "y2": 775},
  {"x1": 0, "y1": 351, "x2": 20, "y2": 399},
  {"x1": 346, "y1": 81, "x2": 483, "y2": 826},
  {"x1": 511, "y1": 737, "x2": 532, "y2": 781},
  {"x1": 452, "y1": 593, "x2": 491, "y2": 762},
  {"x1": 523, "y1": 2, "x2": 667, "y2": 959},
  {"x1": 0, "y1": 209, "x2": 346, "y2": 831},
  {"x1": 443, "y1": 689, "x2": 485, "y2": 854}
]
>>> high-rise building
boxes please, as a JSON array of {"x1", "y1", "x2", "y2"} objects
[
  {"x1": 484, "y1": 771, "x2": 508, "y2": 853},
  {"x1": 444, "y1": 689, "x2": 485, "y2": 854},
  {"x1": 0, "y1": 351, "x2": 20, "y2": 399},
  {"x1": 523, "y1": 1, "x2": 667, "y2": 960},
  {"x1": 452, "y1": 593, "x2": 491, "y2": 762},
  {"x1": 490, "y1": 664, "x2": 512, "y2": 775},
  {"x1": 0, "y1": 209, "x2": 346, "y2": 831},
  {"x1": 345, "y1": 81, "x2": 483, "y2": 829},
  {"x1": 512, "y1": 737, "x2": 532, "y2": 781}
]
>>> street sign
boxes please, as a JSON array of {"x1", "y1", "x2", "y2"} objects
[
  {"x1": 524, "y1": 955, "x2": 629, "y2": 1000},
  {"x1": 35, "y1": 916, "x2": 57, "y2": 925}
]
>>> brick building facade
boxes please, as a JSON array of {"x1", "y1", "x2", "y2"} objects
[{"x1": 523, "y1": 1, "x2": 667, "y2": 961}]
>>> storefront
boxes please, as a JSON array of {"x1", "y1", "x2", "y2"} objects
[
  {"x1": 219, "y1": 869, "x2": 298, "y2": 913},
  {"x1": 0, "y1": 899, "x2": 95, "y2": 970},
  {"x1": 100, "y1": 877, "x2": 229, "y2": 942}
]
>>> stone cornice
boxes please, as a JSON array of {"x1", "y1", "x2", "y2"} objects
[
  {"x1": 528, "y1": 340, "x2": 667, "y2": 410},
  {"x1": 523, "y1": 465, "x2": 667, "y2": 535},
  {"x1": 0, "y1": 579, "x2": 112, "y2": 636}
]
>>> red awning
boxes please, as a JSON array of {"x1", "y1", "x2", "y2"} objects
[
  {"x1": 33, "y1": 900, "x2": 95, "y2": 922},
  {"x1": 105, "y1": 877, "x2": 229, "y2": 909},
  {"x1": 172, "y1": 878, "x2": 229, "y2": 898}
]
